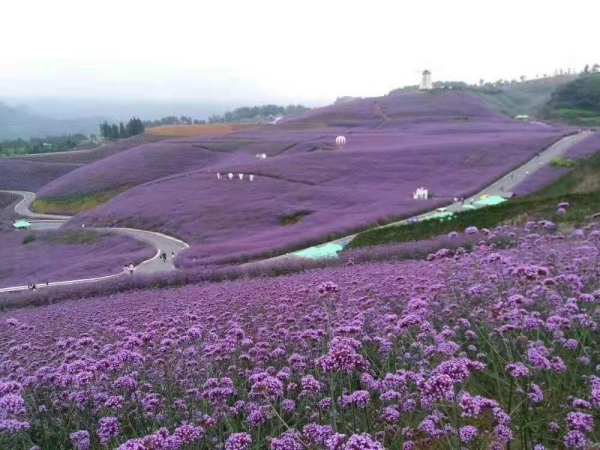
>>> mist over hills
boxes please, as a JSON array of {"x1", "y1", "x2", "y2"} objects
[
  {"x1": 5, "y1": 97, "x2": 241, "y2": 121},
  {"x1": 0, "y1": 97, "x2": 312, "y2": 140},
  {"x1": 0, "y1": 101, "x2": 104, "y2": 140}
]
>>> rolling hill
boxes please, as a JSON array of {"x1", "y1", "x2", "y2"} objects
[
  {"x1": 38, "y1": 90, "x2": 569, "y2": 267},
  {"x1": 469, "y1": 75, "x2": 578, "y2": 118},
  {"x1": 543, "y1": 73, "x2": 600, "y2": 125}
]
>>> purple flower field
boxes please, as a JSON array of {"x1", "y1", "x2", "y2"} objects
[
  {"x1": 0, "y1": 230, "x2": 154, "y2": 288},
  {"x1": 2, "y1": 219, "x2": 600, "y2": 448},
  {"x1": 514, "y1": 132, "x2": 600, "y2": 196},
  {"x1": 57, "y1": 91, "x2": 568, "y2": 266},
  {"x1": 0, "y1": 136, "x2": 167, "y2": 193},
  {"x1": 0, "y1": 159, "x2": 81, "y2": 192},
  {"x1": 11, "y1": 135, "x2": 167, "y2": 166}
]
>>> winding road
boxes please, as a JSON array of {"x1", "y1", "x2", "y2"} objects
[
  {"x1": 0, "y1": 191, "x2": 189, "y2": 293},
  {"x1": 1, "y1": 130, "x2": 594, "y2": 293}
]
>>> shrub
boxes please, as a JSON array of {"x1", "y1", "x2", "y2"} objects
[
  {"x1": 21, "y1": 234, "x2": 35, "y2": 245},
  {"x1": 550, "y1": 157, "x2": 577, "y2": 168}
]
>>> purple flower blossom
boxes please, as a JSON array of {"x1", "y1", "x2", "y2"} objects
[
  {"x1": 459, "y1": 425, "x2": 479, "y2": 443},
  {"x1": 566, "y1": 412, "x2": 594, "y2": 433},
  {"x1": 97, "y1": 416, "x2": 120, "y2": 446},
  {"x1": 70, "y1": 430, "x2": 91, "y2": 450},
  {"x1": 506, "y1": 362, "x2": 530, "y2": 379},
  {"x1": 381, "y1": 406, "x2": 401, "y2": 424},
  {"x1": 528, "y1": 384, "x2": 544, "y2": 405},
  {"x1": 225, "y1": 432, "x2": 252, "y2": 450},
  {"x1": 0, "y1": 419, "x2": 31, "y2": 435},
  {"x1": 564, "y1": 430, "x2": 588, "y2": 449},
  {"x1": 270, "y1": 430, "x2": 304, "y2": 450},
  {"x1": 343, "y1": 433, "x2": 384, "y2": 450}
]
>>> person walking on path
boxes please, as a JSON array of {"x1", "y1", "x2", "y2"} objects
[
  {"x1": 160, "y1": 251, "x2": 167, "y2": 263},
  {"x1": 128, "y1": 264, "x2": 135, "y2": 275}
]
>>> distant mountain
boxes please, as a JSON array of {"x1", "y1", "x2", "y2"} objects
[
  {"x1": 0, "y1": 101, "x2": 105, "y2": 140},
  {"x1": 3, "y1": 97, "x2": 237, "y2": 122}
]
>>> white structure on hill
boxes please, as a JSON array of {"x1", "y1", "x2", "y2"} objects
[
  {"x1": 419, "y1": 70, "x2": 433, "y2": 90},
  {"x1": 335, "y1": 135, "x2": 347, "y2": 147},
  {"x1": 413, "y1": 187, "x2": 429, "y2": 200}
]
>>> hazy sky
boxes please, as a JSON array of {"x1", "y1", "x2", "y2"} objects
[{"x1": 1, "y1": 0, "x2": 598, "y2": 106}]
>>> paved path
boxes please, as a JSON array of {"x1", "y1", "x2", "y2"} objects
[
  {"x1": 9, "y1": 190, "x2": 70, "y2": 221},
  {"x1": 0, "y1": 191, "x2": 189, "y2": 293}
]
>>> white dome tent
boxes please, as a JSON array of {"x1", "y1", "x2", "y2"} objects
[
  {"x1": 413, "y1": 187, "x2": 429, "y2": 200},
  {"x1": 335, "y1": 135, "x2": 346, "y2": 147}
]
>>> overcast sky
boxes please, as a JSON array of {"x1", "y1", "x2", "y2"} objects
[{"x1": 1, "y1": 0, "x2": 598, "y2": 106}]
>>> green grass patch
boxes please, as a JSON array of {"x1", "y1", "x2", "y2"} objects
[
  {"x1": 550, "y1": 157, "x2": 577, "y2": 168},
  {"x1": 539, "y1": 149, "x2": 600, "y2": 196},
  {"x1": 548, "y1": 108, "x2": 600, "y2": 126},
  {"x1": 349, "y1": 149, "x2": 600, "y2": 249},
  {"x1": 349, "y1": 192, "x2": 600, "y2": 249},
  {"x1": 32, "y1": 189, "x2": 126, "y2": 215},
  {"x1": 280, "y1": 210, "x2": 312, "y2": 226}
]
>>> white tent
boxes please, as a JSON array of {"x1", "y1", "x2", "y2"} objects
[{"x1": 413, "y1": 187, "x2": 429, "y2": 200}]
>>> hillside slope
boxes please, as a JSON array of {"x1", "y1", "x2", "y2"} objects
[
  {"x1": 60, "y1": 91, "x2": 568, "y2": 267},
  {"x1": 0, "y1": 159, "x2": 81, "y2": 191},
  {"x1": 543, "y1": 73, "x2": 600, "y2": 125},
  {"x1": 0, "y1": 136, "x2": 167, "y2": 193},
  {"x1": 470, "y1": 75, "x2": 577, "y2": 118}
]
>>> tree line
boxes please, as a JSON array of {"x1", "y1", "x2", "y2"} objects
[
  {"x1": 99, "y1": 118, "x2": 145, "y2": 140},
  {"x1": 0, "y1": 134, "x2": 93, "y2": 157},
  {"x1": 548, "y1": 72, "x2": 600, "y2": 113},
  {"x1": 143, "y1": 116, "x2": 206, "y2": 128},
  {"x1": 208, "y1": 104, "x2": 310, "y2": 123}
]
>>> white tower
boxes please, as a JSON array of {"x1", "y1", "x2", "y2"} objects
[{"x1": 419, "y1": 70, "x2": 433, "y2": 90}]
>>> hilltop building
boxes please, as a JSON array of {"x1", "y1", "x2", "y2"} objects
[{"x1": 419, "y1": 70, "x2": 433, "y2": 90}]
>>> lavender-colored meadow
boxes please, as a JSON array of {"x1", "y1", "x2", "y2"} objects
[
  {"x1": 2, "y1": 219, "x2": 600, "y2": 449},
  {"x1": 0, "y1": 159, "x2": 81, "y2": 192},
  {"x1": 0, "y1": 135, "x2": 167, "y2": 194},
  {"x1": 514, "y1": 132, "x2": 600, "y2": 196},
  {"x1": 0, "y1": 230, "x2": 154, "y2": 288},
  {"x1": 59, "y1": 91, "x2": 568, "y2": 266}
]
